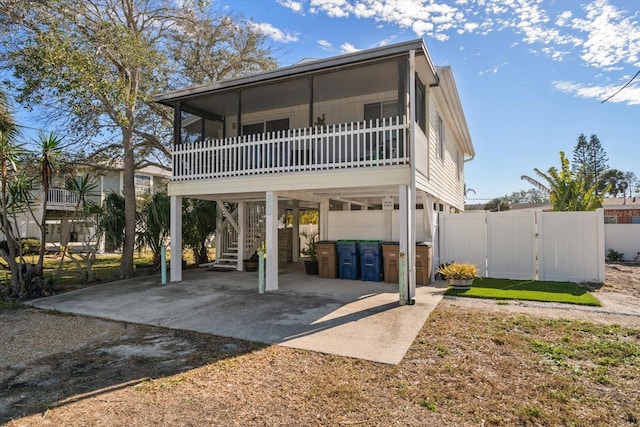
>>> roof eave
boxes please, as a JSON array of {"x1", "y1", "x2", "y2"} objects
[{"x1": 154, "y1": 39, "x2": 436, "y2": 105}]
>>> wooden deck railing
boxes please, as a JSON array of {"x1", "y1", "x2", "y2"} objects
[{"x1": 172, "y1": 116, "x2": 407, "y2": 181}]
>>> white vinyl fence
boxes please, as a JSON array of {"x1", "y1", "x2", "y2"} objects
[
  {"x1": 604, "y1": 224, "x2": 640, "y2": 261},
  {"x1": 441, "y1": 209, "x2": 605, "y2": 283}
]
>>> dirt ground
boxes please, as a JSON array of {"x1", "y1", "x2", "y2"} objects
[{"x1": 1, "y1": 263, "x2": 639, "y2": 426}]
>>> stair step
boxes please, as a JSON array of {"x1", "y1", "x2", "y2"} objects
[{"x1": 209, "y1": 263, "x2": 236, "y2": 271}]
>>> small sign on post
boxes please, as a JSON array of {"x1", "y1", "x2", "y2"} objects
[{"x1": 382, "y1": 196, "x2": 394, "y2": 211}]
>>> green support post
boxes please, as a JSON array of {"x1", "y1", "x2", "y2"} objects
[
  {"x1": 161, "y1": 246, "x2": 167, "y2": 285},
  {"x1": 258, "y1": 249, "x2": 265, "y2": 294}
]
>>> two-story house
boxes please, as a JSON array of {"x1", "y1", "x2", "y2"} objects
[
  {"x1": 155, "y1": 39, "x2": 474, "y2": 304},
  {"x1": 16, "y1": 164, "x2": 169, "y2": 252}
]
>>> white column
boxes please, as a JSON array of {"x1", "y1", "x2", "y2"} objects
[
  {"x1": 320, "y1": 197, "x2": 330, "y2": 240},
  {"x1": 237, "y1": 201, "x2": 246, "y2": 270},
  {"x1": 407, "y1": 49, "x2": 417, "y2": 303},
  {"x1": 292, "y1": 207, "x2": 300, "y2": 262},
  {"x1": 170, "y1": 195, "x2": 182, "y2": 282},
  {"x1": 60, "y1": 219, "x2": 70, "y2": 246},
  {"x1": 384, "y1": 209, "x2": 393, "y2": 242},
  {"x1": 265, "y1": 191, "x2": 279, "y2": 291}
]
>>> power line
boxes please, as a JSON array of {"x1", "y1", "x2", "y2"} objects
[{"x1": 601, "y1": 69, "x2": 640, "y2": 103}]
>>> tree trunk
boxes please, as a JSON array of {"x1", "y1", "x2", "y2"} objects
[
  {"x1": 118, "y1": 126, "x2": 136, "y2": 279},
  {"x1": 36, "y1": 182, "x2": 48, "y2": 275}
]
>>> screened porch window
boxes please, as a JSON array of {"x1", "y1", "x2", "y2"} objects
[{"x1": 242, "y1": 118, "x2": 290, "y2": 136}]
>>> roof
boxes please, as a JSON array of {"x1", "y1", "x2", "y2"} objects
[
  {"x1": 603, "y1": 197, "x2": 640, "y2": 208},
  {"x1": 154, "y1": 39, "x2": 437, "y2": 105}
]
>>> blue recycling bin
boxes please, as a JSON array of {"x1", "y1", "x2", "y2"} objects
[
  {"x1": 359, "y1": 240, "x2": 382, "y2": 282},
  {"x1": 336, "y1": 240, "x2": 359, "y2": 280}
]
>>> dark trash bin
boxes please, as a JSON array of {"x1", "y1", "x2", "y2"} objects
[
  {"x1": 316, "y1": 241, "x2": 337, "y2": 279},
  {"x1": 359, "y1": 240, "x2": 382, "y2": 282},
  {"x1": 336, "y1": 240, "x2": 359, "y2": 280},
  {"x1": 381, "y1": 242, "x2": 400, "y2": 283}
]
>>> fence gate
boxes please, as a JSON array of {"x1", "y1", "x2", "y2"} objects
[{"x1": 441, "y1": 209, "x2": 605, "y2": 283}]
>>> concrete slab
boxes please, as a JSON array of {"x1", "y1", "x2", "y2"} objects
[{"x1": 29, "y1": 264, "x2": 446, "y2": 364}]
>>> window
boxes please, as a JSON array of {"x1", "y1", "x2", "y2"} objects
[
  {"x1": 436, "y1": 113, "x2": 445, "y2": 159},
  {"x1": 265, "y1": 118, "x2": 290, "y2": 133},
  {"x1": 134, "y1": 174, "x2": 152, "y2": 195},
  {"x1": 242, "y1": 118, "x2": 290, "y2": 136},
  {"x1": 415, "y1": 77, "x2": 426, "y2": 132},
  {"x1": 364, "y1": 101, "x2": 398, "y2": 123},
  {"x1": 604, "y1": 216, "x2": 617, "y2": 224},
  {"x1": 456, "y1": 150, "x2": 461, "y2": 180},
  {"x1": 242, "y1": 122, "x2": 264, "y2": 136}
]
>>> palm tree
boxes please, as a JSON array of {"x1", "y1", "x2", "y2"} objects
[
  {"x1": 137, "y1": 192, "x2": 170, "y2": 270},
  {"x1": 533, "y1": 152, "x2": 605, "y2": 211},
  {"x1": 183, "y1": 199, "x2": 217, "y2": 265},
  {"x1": 35, "y1": 132, "x2": 63, "y2": 273},
  {"x1": 464, "y1": 184, "x2": 476, "y2": 200},
  {"x1": 0, "y1": 89, "x2": 25, "y2": 296},
  {"x1": 55, "y1": 174, "x2": 98, "y2": 280},
  {"x1": 101, "y1": 192, "x2": 126, "y2": 252}
]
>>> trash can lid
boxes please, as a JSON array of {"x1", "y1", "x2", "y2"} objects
[{"x1": 416, "y1": 241, "x2": 433, "y2": 246}]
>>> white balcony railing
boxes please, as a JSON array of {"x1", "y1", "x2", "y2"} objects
[
  {"x1": 47, "y1": 188, "x2": 79, "y2": 207},
  {"x1": 173, "y1": 116, "x2": 408, "y2": 181}
]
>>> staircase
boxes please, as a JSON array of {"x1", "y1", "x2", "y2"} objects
[{"x1": 213, "y1": 203, "x2": 267, "y2": 270}]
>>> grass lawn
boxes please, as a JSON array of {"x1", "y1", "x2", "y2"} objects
[
  {"x1": 444, "y1": 277, "x2": 601, "y2": 306},
  {"x1": 4, "y1": 304, "x2": 639, "y2": 426}
]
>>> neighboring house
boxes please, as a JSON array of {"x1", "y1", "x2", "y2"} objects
[
  {"x1": 155, "y1": 39, "x2": 475, "y2": 303},
  {"x1": 8, "y1": 164, "x2": 169, "y2": 252},
  {"x1": 603, "y1": 197, "x2": 640, "y2": 224}
]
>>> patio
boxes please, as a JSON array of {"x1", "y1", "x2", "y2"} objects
[{"x1": 29, "y1": 263, "x2": 446, "y2": 364}]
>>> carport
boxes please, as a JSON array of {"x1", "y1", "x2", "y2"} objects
[{"x1": 29, "y1": 265, "x2": 446, "y2": 364}]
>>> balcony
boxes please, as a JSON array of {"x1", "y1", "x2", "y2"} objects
[
  {"x1": 47, "y1": 188, "x2": 79, "y2": 210},
  {"x1": 173, "y1": 116, "x2": 408, "y2": 182}
]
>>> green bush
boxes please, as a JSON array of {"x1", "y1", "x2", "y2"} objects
[
  {"x1": 0, "y1": 238, "x2": 42, "y2": 256},
  {"x1": 606, "y1": 248, "x2": 625, "y2": 262}
]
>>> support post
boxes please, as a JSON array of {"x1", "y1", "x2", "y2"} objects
[
  {"x1": 170, "y1": 195, "x2": 182, "y2": 282},
  {"x1": 320, "y1": 197, "x2": 330, "y2": 240},
  {"x1": 161, "y1": 246, "x2": 167, "y2": 285},
  {"x1": 265, "y1": 191, "x2": 279, "y2": 291},
  {"x1": 258, "y1": 249, "x2": 265, "y2": 293},
  {"x1": 237, "y1": 202, "x2": 246, "y2": 270},
  {"x1": 407, "y1": 49, "x2": 417, "y2": 304},
  {"x1": 292, "y1": 207, "x2": 300, "y2": 262},
  {"x1": 399, "y1": 252, "x2": 406, "y2": 305},
  {"x1": 399, "y1": 185, "x2": 408, "y2": 304}
]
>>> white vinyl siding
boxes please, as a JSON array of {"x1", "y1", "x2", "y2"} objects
[{"x1": 416, "y1": 94, "x2": 465, "y2": 210}]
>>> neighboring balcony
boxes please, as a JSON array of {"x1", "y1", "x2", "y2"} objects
[
  {"x1": 172, "y1": 117, "x2": 408, "y2": 181},
  {"x1": 46, "y1": 188, "x2": 79, "y2": 210}
]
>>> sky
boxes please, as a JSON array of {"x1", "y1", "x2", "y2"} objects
[{"x1": 213, "y1": 0, "x2": 640, "y2": 203}]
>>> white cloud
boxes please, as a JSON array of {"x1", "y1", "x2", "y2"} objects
[
  {"x1": 251, "y1": 22, "x2": 299, "y2": 43},
  {"x1": 277, "y1": 0, "x2": 304, "y2": 13},
  {"x1": 569, "y1": 0, "x2": 640, "y2": 69},
  {"x1": 304, "y1": 0, "x2": 640, "y2": 72},
  {"x1": 317, "y1": 39, "x2": 334, "y2": 50},
  {"x1": 340, "y1": 42, "x2": 360, "y2": 53},
  {"x1": 553, "y1": 80, "x2": 640, "y2": 105}
]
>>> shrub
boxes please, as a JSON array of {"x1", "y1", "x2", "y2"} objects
[
  {"x1": 437, "y1": 262, "x2": 478, "y2": 280},
  {"x1": 606, "y1": 248, "x2": 625, "y2": 262},
  {"x1": 0, "y1": 238, "x2": 42, "y2": 256}
]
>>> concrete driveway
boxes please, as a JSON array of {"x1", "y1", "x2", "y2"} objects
[{"x1": 29, "y1": 263, "x2": 446, "y2": 364}]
